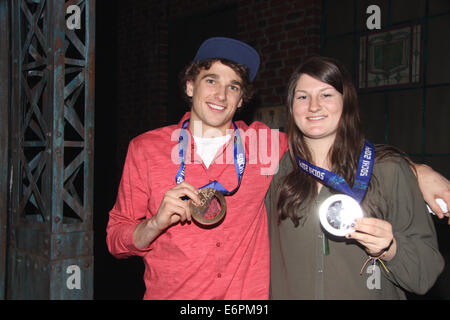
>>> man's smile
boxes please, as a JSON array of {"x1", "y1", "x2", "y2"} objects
[{"x1": 207, "y1": 102, "x2": 226, "y2": 111}]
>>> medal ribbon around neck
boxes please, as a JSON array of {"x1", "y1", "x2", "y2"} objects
[
  {"x1": 295, "y1": 140, "x2": 375, "y2": 203},
  {"x1": 175, "y1": 119, "x2": 246, "y2": 195}
]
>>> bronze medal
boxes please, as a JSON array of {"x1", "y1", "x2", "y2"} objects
[{"x1": 189, "y1": 187, "x2": 227, "y2": 226}]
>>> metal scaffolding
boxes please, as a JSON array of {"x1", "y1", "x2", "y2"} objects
[{"x1": 0, "y1": 0, "x2": 95, "y2": 299}]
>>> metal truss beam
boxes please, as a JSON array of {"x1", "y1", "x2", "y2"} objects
[{"x1": 7, "y1": 0, "x2": 95, "y2": 299}]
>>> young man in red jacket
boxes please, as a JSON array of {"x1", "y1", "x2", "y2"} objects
[{"x1": 107, "y1": 37, "x2": 287, "y2": 299}]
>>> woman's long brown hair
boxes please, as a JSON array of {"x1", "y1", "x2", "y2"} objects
[{"x1": 277, "y1": 56, "x2": 413, "y2": 227}]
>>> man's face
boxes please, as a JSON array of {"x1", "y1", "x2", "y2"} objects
[{"x1": 186, "y1": 61, "x2": 244, "y2": 136}]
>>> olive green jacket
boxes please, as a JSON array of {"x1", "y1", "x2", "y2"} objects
[{"x1": 266, "y1": 152, "x2": 444, "y2": 300}]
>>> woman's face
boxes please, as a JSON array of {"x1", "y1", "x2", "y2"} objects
[{"x1": 292, "y1": 74, "x2": 343, "y2": 143}]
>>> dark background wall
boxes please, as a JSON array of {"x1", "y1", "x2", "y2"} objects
[{"x1": 94, "y1": 0, "x2": 450, "y2": 299}]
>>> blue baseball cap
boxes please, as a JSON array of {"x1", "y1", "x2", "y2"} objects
[{"x1": 193, "y1": 37, "x2": 260, "y2": 82}]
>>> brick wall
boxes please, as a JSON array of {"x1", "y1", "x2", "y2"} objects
[
  {"x1": 238, "y1": 0, "x2": 321, "y2": 107},
  {"x1": 168, "y1": 0, "x2": 236, "y2": 19},
  {"x1": 115, "y1": 0, "x2": 322, "y2": 172}
]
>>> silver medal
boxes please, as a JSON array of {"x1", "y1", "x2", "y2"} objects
[{"x1": 319, "y1": 194, "x2": 363, "y2": 237}]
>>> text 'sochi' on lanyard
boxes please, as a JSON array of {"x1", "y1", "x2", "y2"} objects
[
  {"x1": 295, "y1": 140, "x2": 375, "y2": 239},
  {"x1": 175, "y1": 119, "x2": 246, "y2": 226}
]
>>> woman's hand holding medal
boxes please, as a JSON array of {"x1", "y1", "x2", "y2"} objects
[{"x1": 346, "y1": 217, "x2": 397, "y2": 261}]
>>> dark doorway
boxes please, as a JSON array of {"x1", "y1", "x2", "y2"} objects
[
  {"x1": 94, "y1": 0, "x2": 147, "y2": 300},
  {"x1": 167, "y1": 4, "x2": 238, "y2": 125}
]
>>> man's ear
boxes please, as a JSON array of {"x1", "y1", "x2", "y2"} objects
[
  {"x1": 186, "y1": 81, "x2": 194, "y2": 97},
  {"x1": 237, "y1": 98, "x2": 243, "y2": 109}
]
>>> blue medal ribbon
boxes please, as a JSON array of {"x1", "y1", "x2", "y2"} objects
[
  {"x1": 175, "y1": 119, "x2": 246, "y2": 195},
  {"x1": 295, "y1": 140, "x2": 375, "y2": 203}
]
